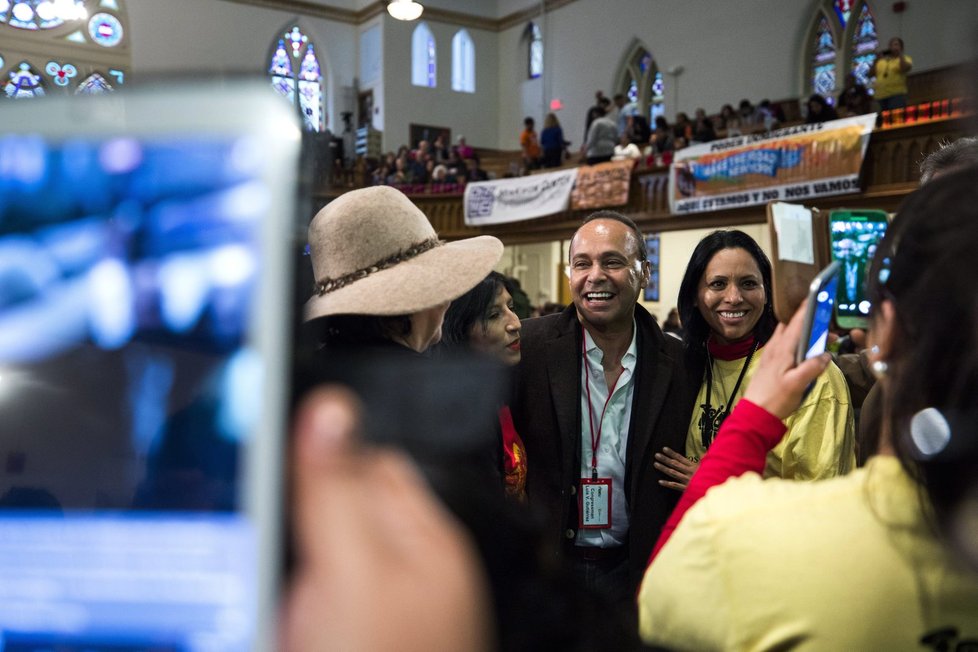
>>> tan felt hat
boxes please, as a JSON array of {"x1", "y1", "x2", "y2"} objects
[{"x1": 304, "y1": 186, "x2": 503, "y2": 321}]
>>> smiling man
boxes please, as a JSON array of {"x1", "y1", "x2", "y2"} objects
[{"x1": 511, "y1": 211, "x2": 696, "y2": 621}]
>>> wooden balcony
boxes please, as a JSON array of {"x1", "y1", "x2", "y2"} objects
[{"x1": 312, "y1": 114, "x2": 973, "y2": 245}]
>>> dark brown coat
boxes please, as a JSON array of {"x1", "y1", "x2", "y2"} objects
[{"x1": 511, "y1": 304, "x2": 697, "y2": 592}]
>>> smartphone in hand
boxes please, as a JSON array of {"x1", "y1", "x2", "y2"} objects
[
  {"x1": 796, "y1": 261, "x2": 841, "y2": 365},
  {"x1": 829, "y1": 209, "x2": 889, "y2": 330}
]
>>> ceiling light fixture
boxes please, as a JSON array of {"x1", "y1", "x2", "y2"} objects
[{"x1": 387, "y1": 0, "x2": 424, "y2": 21}]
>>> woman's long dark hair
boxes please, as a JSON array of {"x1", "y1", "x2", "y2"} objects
[
  {"x1": 677, "y1": 230, "x2": 777, "y2": 374},
  {"x1": 439, "y1": 271, "x2": 514, "y2": 348},
  {"x1": 865, "y1": 166, "x2": 978, "y2": 552}
]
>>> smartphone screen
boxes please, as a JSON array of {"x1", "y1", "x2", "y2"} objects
[
  {"x1": 0, "y1": 86, "x2": 297, "y2": 651},
  {"x1": 798, "y1": 261, "x2": 841, "y2": 363},
  {"x1": 829, "y1": 210, "x2": 889, "y2": 329}
]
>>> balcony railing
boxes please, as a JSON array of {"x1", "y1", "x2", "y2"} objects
[{"x1": 312, "y1": 114, "x2": 972, "y2": 245}]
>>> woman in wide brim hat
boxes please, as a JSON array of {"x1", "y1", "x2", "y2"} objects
[{"x1": 305, "y1": 185, "x2": 503, "y2": 353}]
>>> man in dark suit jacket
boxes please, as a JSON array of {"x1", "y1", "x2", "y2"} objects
[{"x1": 511, "y1": 211, "x2": 695, "y2": 614}]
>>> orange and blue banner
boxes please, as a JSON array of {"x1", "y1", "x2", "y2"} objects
[{"x1": 669, "y1": 114, "x2": 876, "y2": 215}]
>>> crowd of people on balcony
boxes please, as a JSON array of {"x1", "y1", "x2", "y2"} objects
[
  {"x1": 513, "y1": 81, "x2": 883, "y2": 176},
  {"x1": 367, "y1": 134, "x2": 489, "y2": 194},
  {"x1": 360, "y1": 50, "x2": 891, "y2": 193}
]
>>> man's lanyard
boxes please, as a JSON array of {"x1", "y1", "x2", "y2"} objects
[{"x1": 582, "y1": 327, "x2": 624, "y2": 480}]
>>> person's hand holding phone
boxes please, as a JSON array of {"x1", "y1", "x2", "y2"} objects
[
  {"x1": 281, "y1": 387, "x2": 493, "y2": 652},
  {"x1": 743, "y1": 301, "x2": 832, "y2": 421}
]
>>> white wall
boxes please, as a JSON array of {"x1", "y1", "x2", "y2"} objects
[
  {"x1": 381, "y1": 16, "x2": 500, "y2": 150},
  {"x1": 126, "y1": 0, "x2": 358, "y2": 134},
  {"x1": 123, "y1": 0, "x2": 975, "y2": 152}
]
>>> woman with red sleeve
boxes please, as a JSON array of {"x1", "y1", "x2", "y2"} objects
[{"x1": 639, "y1": 168, "x2": 978, "y2": 650}]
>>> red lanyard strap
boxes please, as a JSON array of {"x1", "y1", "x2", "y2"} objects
[{"x1": 582, "y1": 327, "x2": 624, "y2": 480}]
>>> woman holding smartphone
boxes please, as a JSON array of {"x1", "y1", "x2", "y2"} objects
[
  {"x1": 873, "y1": 37, "x2": 913, "y2": 111},
  {"x1": 654, "y1": 230, "x2": 854, "y2": 490},
  {"x1": 639, "y1": 168, "x2": 978, "y2": 650}
]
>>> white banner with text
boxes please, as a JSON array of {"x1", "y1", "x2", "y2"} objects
[{"x1": 463, "y1": 168, "x2": 579, "y2": 226}]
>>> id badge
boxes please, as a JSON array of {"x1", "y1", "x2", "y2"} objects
[{"x1": 579, "y1": 477, "x2": 612, "y2": 529}]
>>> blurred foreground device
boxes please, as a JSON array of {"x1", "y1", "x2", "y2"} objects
[{"x1": 0, "y1": 82, "x2": 300, "y2": 651}]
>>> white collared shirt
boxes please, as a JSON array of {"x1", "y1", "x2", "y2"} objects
[{"x1": 577, "y1": 322, "x2": 637, "y2": 547}]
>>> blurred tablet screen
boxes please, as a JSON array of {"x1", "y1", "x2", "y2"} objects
[{"x1": 0, "y1": 83, "x2": 299, "y2": 651}]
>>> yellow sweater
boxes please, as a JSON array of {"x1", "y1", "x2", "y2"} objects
[
  {"x1": 874, "y1": 54, "x2": 912, "y2": 100},
  {"x1": 685, "y1": 353, "x2": 855, "y2": 479},
  {"x1": 640, "y1": 456, "x2": 978, "y2": 650}
]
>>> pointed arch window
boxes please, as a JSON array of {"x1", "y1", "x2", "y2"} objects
[
  {"x1": 527, "y1": 22, "x2": 542, "y2": 79},
  {"x1": 810, "y1": 13, "x2": 838, "y2": 100},
  {"x1": 803, "y1": 1, "x2": 879, "y2": 104},
  {"x1": 0, "y1": 0, "x2": 130, "y2": 99},
  {"x1": 451, "y1": 29, "x2": 474, "y2": 93},
  {"x1": 848, "y1": 2, "x2": 878, "y2": 89},
  {"x1": 267, "y1": 25, "x2": 324, "y2": 132},
  {"x1": 616, "y1": 45, "x2": 664, "y2": 126},
  {"x1": 411, "y1": 22, "x2": 436, "y2": 88}
]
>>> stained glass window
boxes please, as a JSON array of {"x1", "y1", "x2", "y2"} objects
[
  {"x1": 266, "y1": 25, "x2": 323, "y2": 132},
  {"x1": 811, "y1": 15, "x2": 837, "y2": 98},
  {"x1": 411, "y1": 22, "x2": 436, "y2": 88},
  {"x1": 528, "y1": 22, "x2": 542, "y2": 79},
  {"x1": 626, "y1": 78, "x2": 638, "y2": 103},
  {"x1": 75, "y1": 71, "x2": 112, "y2": 94},
  {"x1": 849, "y1": 2, "x2": 878, "y2": 89},
  {"x1": 426, "y1": 37, "x2": 435, "y2": 86},
  {"x1": 269, "y1": 38, "x2": 295, "y2": 105},
  {"x1": 651, "y1": 72, "x2": 664, "y2": 102},
  {"x1": 451, "y1": 29, "x2": 474, "y2": 93},
  {"x1": 45, "y1": 59, "x2": 77, "y2": 85},
  {"x1": 297, "y1": 43, "x2": 322, "y2": 131},
  {"x1": 639, "y1": 53, "x2": 651, "y2": 74},
  {"x1": 0, "y1": 0, "x2": 129, "y2": 97},
  {"x1": 5, "y1": 61, "x2": 45, "y2": 98},
  {"x1": 88, "y1": 11, "x2": 122, "y2": 47},
  {"x1": 2, "y1": 0, "x2": 85, "y2": 30},
  {"x1": 616, "y1": 44, "x2": 663, "y2": 125},
  {"x1": 833, "y1": 0, "x2": 854, "y2": 26}
]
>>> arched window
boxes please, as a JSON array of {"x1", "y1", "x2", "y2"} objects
[
  {"x1": 411, "y1": 22, "x2": 436, "y2": 88},
  {"x1": 1, "y1": 0, "x2": 130, "y2": 99},
  {"x1": 847, "y1": 2, "x2": 878, "y2": 89},
  {"x1": 268, "y1": 24, "x2": 324, "y2": 132},
  {"x1": 803, "y1": 1, "x2": 878, "y2": 103},
  {"x1": 527, "y1": 22, "x2": 542, "y2": 79},
  {"x1": 615, "y1": 42, "x2": 664, "y2": 125},
  {"x1": 451, "y1": 29, "x2": 474, "y2": 93},
  {"x1": 808, "y1": 12, "x2": 839, "y2": 100}
]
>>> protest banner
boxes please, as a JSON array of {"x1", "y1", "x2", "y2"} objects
[
  {"x1": 570, "y1": 159, "x2": 634, "y2": 210},
  {"x1": 669, "y1": 114, "x2": 877, "y2": 215}
]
